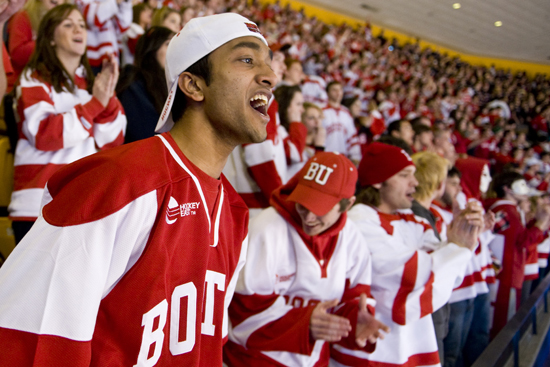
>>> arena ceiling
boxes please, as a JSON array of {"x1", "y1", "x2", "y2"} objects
[{"x1": 303, "y1": 0, "x2": 550, "y2": 65}]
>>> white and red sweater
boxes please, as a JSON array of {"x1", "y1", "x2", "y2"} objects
[
  {"x1": 225, "y1": 178, "x2": 376, "y2": 367},
  {"x1": 343, "y1": 204, "x2": 472, "y2": 367},
  {"x1": 77, "y1": 0, "x2": 132, "y2": 67},
  {"x1": 0, "y1": 133, "x2": 249, "y2": 366},
  {"x1": 8, "y1": 66, "x2": 126, "y2": 221}
]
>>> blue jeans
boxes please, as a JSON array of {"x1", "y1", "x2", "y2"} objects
[
  {"x1": 443, "y1": 298, "x2": 474, "y2": 367},
  {"x1": 463, "y1": 292, "x2": 491, "y2": 366},
  {"x1": 433, "y1": 303, "x2": 450, "y2": 364}
]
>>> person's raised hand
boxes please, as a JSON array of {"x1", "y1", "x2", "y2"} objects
[
  {"x1": 535, "y1": 203, "x2": 550, "y2": 232},
  {"x1": 101, "y1": 54, "x2": 119, "y2": 96},
  {"x1": 92, "y1": 71, "x2": 112, "y2": 107},
  {"x1": 310, "y1": 299, "x2": 352, "y2": 342},
  {"x1": 313, "y1": 118, "x2": 326, "y2": 147},
  {"x1": 0, "y1": 0, "x2": 25, "y2": 24},
  {"x1": 355, "y1": 293, "x2": 390, "y2": 347},
  {"x1": 447, "y1": 201, "x2": 485, "y2": 251},
  {"x1": 484, "y1": 210, "x2": 496, "y2": 232}
]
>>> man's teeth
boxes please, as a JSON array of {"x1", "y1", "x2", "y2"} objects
[{"x1": 250, "y1": 94, "x2": 268, "y2": 105}]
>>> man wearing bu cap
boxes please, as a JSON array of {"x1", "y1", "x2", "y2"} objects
[
  {"x1": 339, "y1": 142, "x2": 485, "y2": 367},
  {"x1": 0, "y1": 13, "x2": 276, "y2": 366},
  {"x1": 224, "y1": 152, "x2": 389, "y2": 367}
]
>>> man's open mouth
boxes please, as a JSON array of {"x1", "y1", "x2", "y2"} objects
[{"x1": 250, "y1": 94, "x2": 269, "y2": 116}]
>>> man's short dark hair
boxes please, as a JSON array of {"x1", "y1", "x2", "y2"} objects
[
  {"x1": 387, "y1": 119, "x2": 407, "y2": 136},
  {"x1": 171, "y1": 54, "x2": 212, "y2": 124},
  {"x1": 356, "y1": 186, "x2": 380, "y2": 208},
  {"x1": 448, "y1": 166, "x2": 462, "y2": 179},
  {"x1": 326, "y1": 80, "x2": 341, "y2": 93},
  {"x1": 413, "y1": 124, "x2": 432, "y2": 136},
  {"x1": 339, "y1": 198, "x2": 352, "y2": 213},
  {"x1": 491, "y1": 171, "x2": 524, "y2": 198}
]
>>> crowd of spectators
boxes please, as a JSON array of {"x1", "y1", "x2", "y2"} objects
[{"x1": 1, "y1": 0, "x2": 550, "y2": 366}]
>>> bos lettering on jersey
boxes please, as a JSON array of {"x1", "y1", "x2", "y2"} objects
[
  {"x1": 283, "y1": 294, "x2": 320, "y2": 309},
  {"x1": 133, "y1": 270, "x2": 225, "y2": 367},
  {"x1": 304, "y1": 162, "x2": 334, "y2": 185}
]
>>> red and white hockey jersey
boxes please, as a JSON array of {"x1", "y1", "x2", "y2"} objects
[
  {"x1": 78, "y1": 0, "x2": 132, "y2": 67},
  {"x1": 0, "y1": 133, "x2": 249, "y2": 366},
  {"x1": 223, "y1": 98, "x2": 306, "y2": 218},
  {"x1": 343, "y1": 204, "x2": 472, "y2": 367},
  {"x1": 321, "y1": 106, "x2": 361, "y2": 163},
  {"x1": 485, "y1": 199, "x2": 544, "y2": 336},
  {"x1": 225, "y1": 178, "x2": 376, "y2": 367},
  {"x1": 8, "y1": 66, "x2": 126, "y2": 221}
]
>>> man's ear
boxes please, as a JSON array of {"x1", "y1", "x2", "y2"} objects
[
  {"x1": 503, "y1": 185, "x2": 512, "y2": 195},
  {"x1": 373, "y1": 183, "x2": 382, "y2": 189},
  {"x1": 344, "y1": 196, "x2": 356, "y2": 212},
  {"x1": 178, "y1": 72, "x2": 204, "y2": 102}
]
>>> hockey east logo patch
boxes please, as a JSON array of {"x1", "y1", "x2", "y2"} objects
[{"x1": 166, "y1": 197, "x2": 201, "y2": 224}]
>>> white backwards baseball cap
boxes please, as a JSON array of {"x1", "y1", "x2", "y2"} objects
[{"x1": 155, "y1": 13, "x2": 268, "y2": 133}]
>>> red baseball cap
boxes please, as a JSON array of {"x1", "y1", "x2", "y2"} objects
[{"x1": 287, "y1": 152, "x2": 357, "y2": 216}]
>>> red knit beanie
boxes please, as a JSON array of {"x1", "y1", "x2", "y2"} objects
[{"x1": 358, "y1": 142, "x2": 414, "y2": 187}]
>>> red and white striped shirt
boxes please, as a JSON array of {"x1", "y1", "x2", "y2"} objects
[{"x1": 8, "y1": 65, "x2": 126, "y2": 221}]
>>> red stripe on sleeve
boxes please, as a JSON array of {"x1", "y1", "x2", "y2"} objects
[
  {"x1": 228, "y1": 293, "x2": 279, "y2": 327},
  {"x1": 95, "y1": 96, "x2": 123, "y2": 124},
  {"x1": 247, "y1": 306, "x2": 315, "y2": 355},
  {"x1": 18, "y1": 85, "x2": 66, "y2": 151},
  {"x1": 419, "y1": 271, "x2": 434, "y2": 318},
  {"x1": 392, "y1": 252, "x2": 418, "y2": 325},
  {"x1": 36, "y1": 114, "x2": 64, "y2": 151},
  {"x1": 99, "y1": 131, "x2": 124, "y2": 150},
  {"x1": 342, "y1": 279, "x2": 372, "y2": 302},
  {"x1": 454, "y1": 274, "x2": 475, "y2": 290},
  {"x1": 13, "y1": 163, "x2": 66, "y2": 190},
  {"x1": 0, "y1": 327, "x2": 91, "y2": 367}
]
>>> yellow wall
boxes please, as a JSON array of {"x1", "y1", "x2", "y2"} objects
[{"x1": 260, "y1": 0, "x2": 550, "y2": 77}]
